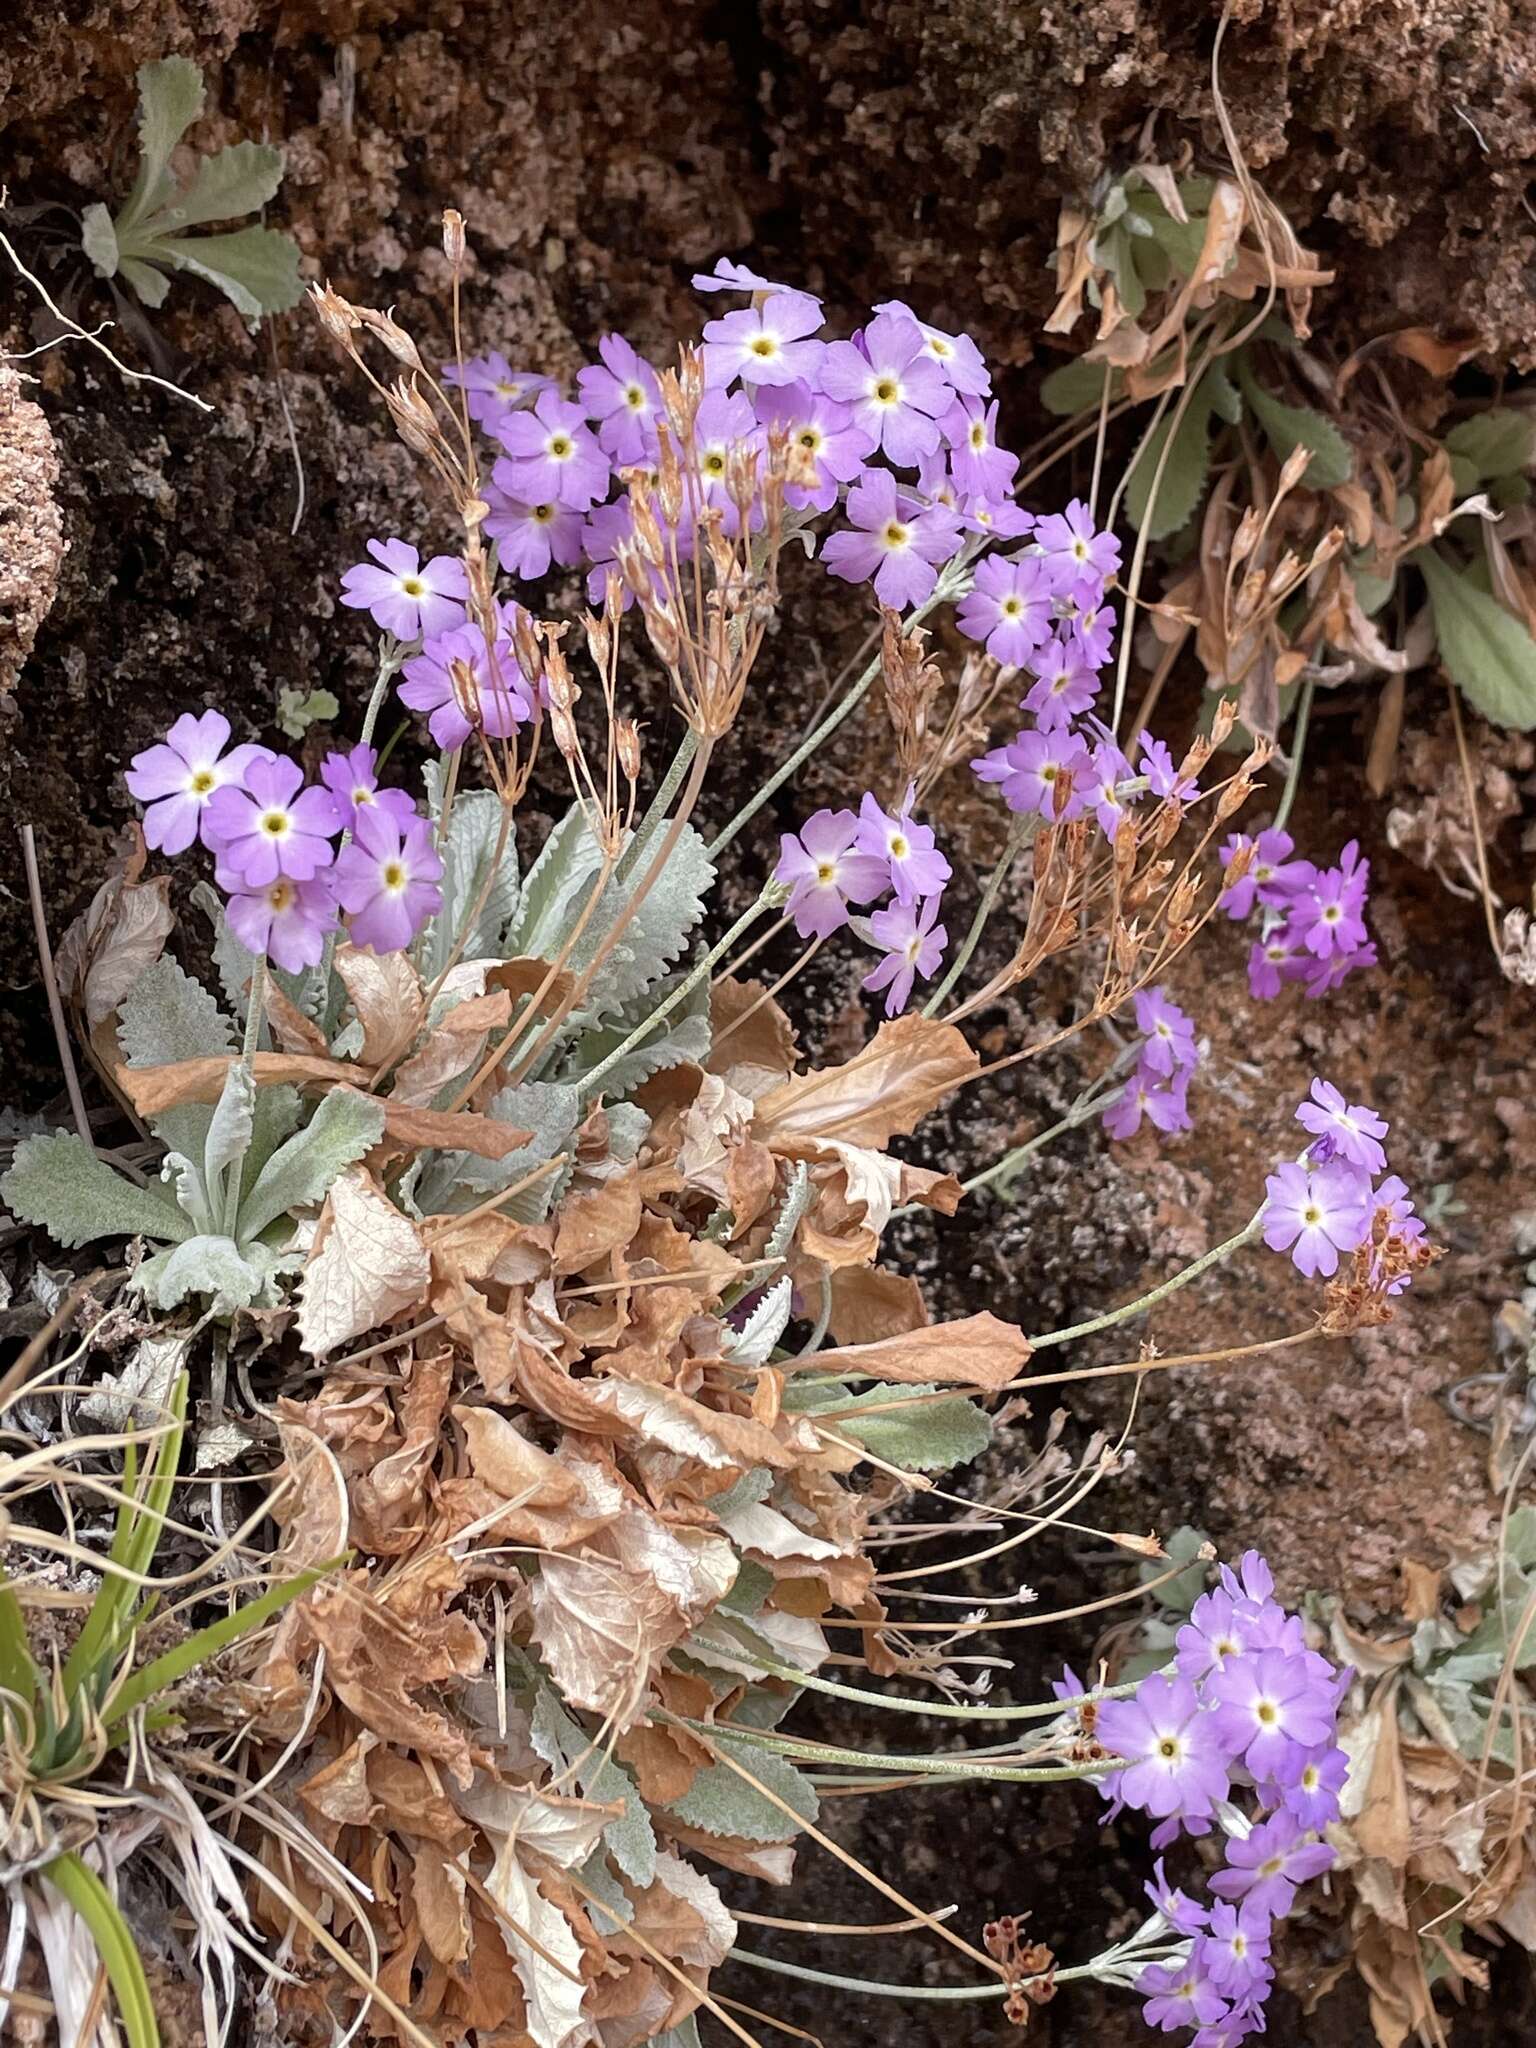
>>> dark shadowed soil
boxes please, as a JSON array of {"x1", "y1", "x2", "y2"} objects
[{"x1": 3, "y1": 5, "x2": 1534, "y2": 2043}]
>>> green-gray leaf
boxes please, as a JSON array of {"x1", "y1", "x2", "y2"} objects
[
  {"x1": 149, "y1": 225, "x2": 305, "y2": 320},
  {"x1": 1127, "y1": 380, "x2": 1216, "y2": 540},
  {"x1": 1039, "y1": 357, "x2": 1120, "y2": 419},
  {"x1": 531, "y1": 1689, "x2": 657, "y2": 1887},
  {"x1": 1444, "y1": 409, "x2": 1536, "y2": 485},
  {"x1": 1238, "y1": 363, "x2": 1353, "y2": 489},
  {"x1": 0, "y1": 1133, "x2": 191, "y2": 1251},
  {"x1": 137, "y1": 1233, "x2": 268, "y2": 1311},
  {"x1": 80, "y1": 203, "x2": 121, "y2": 280},
  {"x1": 559, "y1": 970, "x2": 710, "y2": 1099},
  {"x1": 119, "y1": 954, "x2": 235, "y2": 1161},
  {"x1": 663, "y1": 1731, "x2": 818, "y2": 1842},
  {"x1": 238, "y1": 1088, "x2": 387, "y2": 1240},
  {"x1": 415, "y1": 1080, "x2": 579, "y2": 1219},
  {"x1": 145, "y1": 139, "x2": 285, "y2": 233},
  {"x1": 119, "y1": 56, "x2": 205, "y2": 233},
  {"x1": 1417, "y1": 547, "x2": 1536, "y2": 731},
  {"x1": 421, "y1": 784, "x2": 521, "y2": 979},
  {"x1": 784, "y1": 1378, "x2": 992, "y2": 1472}
]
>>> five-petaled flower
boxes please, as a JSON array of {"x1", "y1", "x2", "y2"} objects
[
  {"x1": 339, "y1": 537, "x2": 469, "y2": 642},
  {"x1": 125, "y1": 711, "x2": 272, "y2": 856}
]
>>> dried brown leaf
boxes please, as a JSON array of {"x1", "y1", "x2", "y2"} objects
[
  {"x1": 118, "y1": 1049, "x2": 373, "y2": 1114},
  {"x1": 797, "y1": 1310, "x2": 1029, "y2": 1389},
  {"x1": 55, "y1": 861, "x2": 174, "y2": 1030},
  {"x1": 755, "y1": 1013, "x2": 978, "y2": 1150},
  {"x1": 334, "y1": 943, "x2": 425, "y2": 1066},
  {"x1": 297, "y1": 1168, "x2": 431, "y2": 1359},
  {"x1": 454, "y1": 1403, "x2": 583, "y2": 1508},
  {"x1": 828, "y1": 1265, "x2": 930, "y2": 1344}
]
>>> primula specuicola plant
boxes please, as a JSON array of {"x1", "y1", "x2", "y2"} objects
[{"x1": 0, "y1": 213, "x2": 1437, "y2": 2047}]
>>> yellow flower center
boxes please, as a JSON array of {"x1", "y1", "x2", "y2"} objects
[
  {"x1": 549, "y1": 434, "x2": 573, "y2": 459},
  {"x1": 798, "y1": 428, "x2": 820, "y2": 450},
  {"x1": 750, "y1": 335, "x2": 777, "y2": 357},
  {"x1": 889, "y1": 833, "x2": 909, "y2": 860},
  {"x1": 382, "y1": 862, "x2": 406, "y2": 891},
  {"x1": 1002, "y1": 597, "x2": 1022, "y2": 617},
  {"x1": 1157, "y1": 1737, "x2": 1179, "y2": 1760},
  {"x1": 267, "y1": 882, "x2": 293, "y2": 912},
  {"x1": 261, "y1": 811, "x2": 289, "y2": 837},
  {"x1": 189, "y1": 768, "x2": 216, "y2": 794},
  {"x1": 532, "y1": 504, "x2": 555, "y2": 525},
  {"x1": 400, "y1": 576, "x2": 425, "y2": 597},
  {"x1": 969, "y1": 422, "x2": 985, "y2": 450},
  {"x1": 704, "y1": 451, "x2": 726, "y2": 477},
  {"x1": 873, "y1": 376, "x2": 899, "y2": 404},
  {"x1": 882, "y1": 520, "x2": 909, "y2": 548},
  {"x1": 815, "y1": 860, "x2": 836, "y2": 884},
  {"x1": 625, "y1": 384, "x2": 646, "y2": 409}
]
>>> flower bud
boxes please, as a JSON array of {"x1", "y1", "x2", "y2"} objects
[{"x1": 442, "y1": 208, "x2": 467, "y2": 267}]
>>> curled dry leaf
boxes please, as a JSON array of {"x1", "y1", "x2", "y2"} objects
[
  {"x1": 334, "y1": 943, "x2": 425, "y2": 1065},
  {"x1": 55, "y1": 848, "x2": 174, "y2": 1031},
  {"x1": 297, "y1": 1167, "x2": 431, "y2": 1359},
  {"x1": 792, "y1": 1310, "x2": 1031, "y2": 1389},
  {"x1": 755, "y1": 1012, "x2": 978, "y2": 1150},
  {"x1": 117, "y1": 1049, "x2": 374, "y2": 1115}
]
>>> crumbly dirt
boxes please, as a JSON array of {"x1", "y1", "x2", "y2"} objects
[{"x1": 3, "y1": 6, "x2": 1534, "y2": 2043}]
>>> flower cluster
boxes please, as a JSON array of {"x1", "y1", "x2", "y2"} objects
[
  {"x1": 124, "y1": 715, "x2": 442, "y2": 971},
  {"x1": 773, "y1": 783, "x2": 953, "y2": 1014},
  {"x1": 1220, "y1": 827, "x2": 1376, "y2": 1000},
  {"x1": 437, "y1": 264, "x2": 1027, "y2": 618},
  {"x1": 1088, "y1": 1552, "x2": 1346, "y2": 2044},
  {"x1": 1263, "y1": 1078, "x2": 1430, "y2": 1302},
  {"x1": 1103, "y1": 985, "x2": 1200, "y2": 1140}
]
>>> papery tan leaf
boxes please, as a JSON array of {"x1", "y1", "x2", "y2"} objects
[
  {"x1": 676, "y1": 1073, "x2": 757, "y2": 1203},
  {"x1": 617, "y1": 1722, "x2": 709, "y2": 1806},
  {"x1": 484, "y1": 1834, "x2": 590, "y2": 2048},
  {"x1": 835, "y1": 1261, "x2": 933, "y2": 1343},
  {"x1": 378, "y1": 1100, "x2": 532, "y2": 1160},
  {"x1": 56, "y1": 859, "x2": 174, "y2": 1030},
  {"x1": 489, "y1": 954, "x2": 580, "y2": 1016},
  {"x1": 413, "y1": 1847, "x2": 472, "y2": 1967},
  {"x1": 303, "y1": 1567, "x2": 485, "y2": 1787},
  {"x1": 119, "y1": 1050, "x2": 373, "y2": 1114},
  {"x1": 454, "y1": 1403, "x2": 582, "y2": 1508},
  {"x1": 424, "y1": 1211, "x2": 552, "y2": 1285},
  {"x1": 793, "y1": 1310, "x2": 1029, "y2": 1389},
  {"x1": 1354, "y1": 1691, "x2": 1413, "y2": 1867},
  {"x1": 725, "y1": 1138, "x2": 778, "y2": 1235},
  {"x1": 709, "y1": 976, "x2": 799, "y2": 1085},
  {"x1": 529, "y1": 1551, "x2": 677, "y2": 1729},
  {"x1": 453, "y1": 1778, "x2": 610, "y2": 1871},
  {"x1": 1385, "y1": 327, "x2": 1485, "y2": 381},
  {"x1": 334, "y1": 943, "x2": 425, "y2": 1066},
  {"x1": 660, "y1": 1821, "x2": 796, "y2": 1886},
  {"x1": 297, "y1": 1168, "x2": 431, "y2": 1359},
  {"x1": 392, "y1": 988, "x2": 512, "y2": 1105},
  {"x1": 552, "y1": 1165, "x2": 643, "y2": 1275},
  {"x1": 581, "y1": 1375, "x2": 798, "y2": 1470},
  {"x1": 298, "y1": 1732, "x2": 380, "y2": 1828},
  {"x1": 650, "y1": 1849, "x2": 737, "y2": 1968},
  {"x1": 262, "y1": 980, "x2": 330, "y2": 1057},
  {"x1": 755, "y1": 1013, "x2": 978, "y2": 1150},
  {"x1": 442, "y1": 1902, "x2": 529, "y2": 2030},
  {"x1": 609, "y1": 1505, "x2": 739, "y2": 1624}
]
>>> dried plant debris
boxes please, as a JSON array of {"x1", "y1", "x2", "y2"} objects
[
  {"x1": 1042, "y1": 158, "x2": 1536, "y2": 757},
  {"x1": 0, "y1": 221, "x2": 1446, "y2": 2048}
]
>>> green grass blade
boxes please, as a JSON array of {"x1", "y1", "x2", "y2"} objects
[
  {"x1": 103, "y1": 1556, "x2": 345, "y2": 1730},
  {"x1": 63, "y1": 1375, "x2": 188, "y2": 1705},
  {"x1": 45, "y1": 1852, "x2": 161, "y2": 2048},
  {"x1": 0, "y1": 1570, "x2": 40, "y2": 1712}
]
